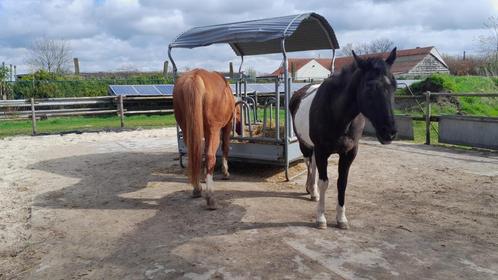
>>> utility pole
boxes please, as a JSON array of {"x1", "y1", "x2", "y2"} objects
[
  {"x1": 73, "y1": 58, "x2": 80, "y2": 75},
  {"x1": 163, "y1": 60, "x2": 169, "y2": 80}
]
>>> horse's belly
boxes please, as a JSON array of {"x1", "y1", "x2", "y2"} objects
[{"x1": 294, "y1": 85, "x2": 319, "y2": 148}]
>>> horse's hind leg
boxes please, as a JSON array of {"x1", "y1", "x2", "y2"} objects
[
  {"x1": 307, "y1": 153, "x2": 319, "y2": 201},
  {"x1": 336, "y1": 146, "x2": 358, "y2": 229},
  {"x1": 300, "y1": 143, "x2": 318, "y2": 201},
  {"x1": 221, "y1": 122, "x2": 232, "y2": 179},
  {"x1": 204, "y1": 128, "x2": 221, "y2": 210},
  {"x1": 314, "y1": 149, "x2": 329, "y2": 229}
]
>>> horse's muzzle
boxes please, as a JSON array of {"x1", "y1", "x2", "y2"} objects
[{"x1": 377, "y1": 127, "x2": 397, "y2": 145}]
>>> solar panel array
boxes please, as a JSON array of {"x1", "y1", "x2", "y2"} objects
[
  {"x1": 109, "y1": 85, "x2": 174, "y2": 96},
  {"x1": 109, "y1": 83, "x2": 309, "y2": 96}
]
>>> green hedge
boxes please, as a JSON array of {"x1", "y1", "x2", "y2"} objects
[{"x1": 12, "y1": 70, "x2": 173, "y2": 99}]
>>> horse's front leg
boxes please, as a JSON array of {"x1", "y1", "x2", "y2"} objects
[
  {"x1": 314, "y1": 150, "x2": 329, "y2": 229},
  {"x1": 336, "y1": 146, "x2": 358, "y2": 229},
  {"x1": 221, "y1": 122, "x2": 232, "y2": 179},
  {"x1": 204, "y1": 128, "x2": 221, "y2": 210}
]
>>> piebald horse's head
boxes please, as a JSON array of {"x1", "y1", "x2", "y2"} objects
[{"x1": 353, "y1": 47, "x2": 398, "y2": 144}]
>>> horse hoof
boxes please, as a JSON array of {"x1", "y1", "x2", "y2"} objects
[
  {"x1": 316, "y1": 221, "x2": 327, "y2": 230},
  {"x1": 222, "y1": 174, "x2": 230, "y2": 180},
  {"x1": 206, "y1": 197, "x2": 217, "y2": 210},
  {"x1": 192, "y1": 189, "x2": 202, "y2": 198},
  {"x1": 310, "y1": 195, "x2": 319, "y2": 202},
  {"x1": 336, "y1": 222, "x2": 349, "y2": 230}
]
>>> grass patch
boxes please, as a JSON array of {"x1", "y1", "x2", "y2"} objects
[
  {"x1": 402, "y1": 74, "x2": 498, "y2": 117},
  {"x1": 409, "y1": 74, "x2": 498, "y2": 94},
  {"x1": 0, "y1": 114, "x2": 177, "y2": 138},
  {"x1": 412, "y1": 120, "x2": 439, "y2": 144}
]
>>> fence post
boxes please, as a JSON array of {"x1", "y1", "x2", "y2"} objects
[
  {"x1": 118, "y1": 95, "x2": 125, "y2": 128},
  {"x1": 30, "y1": 98, "x2": 37, "y2": 135},
  {"x1": 425, "y1": 91, "x2": 431, "y2": 145}
]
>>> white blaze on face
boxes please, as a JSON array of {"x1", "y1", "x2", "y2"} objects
[{"x1": 294, "y1": 84, "x2": 320, "y2": 148}]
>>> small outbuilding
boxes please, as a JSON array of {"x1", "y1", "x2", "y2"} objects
[{"x1": 272, "y1": 46, "x2": 450, "y2": 81}]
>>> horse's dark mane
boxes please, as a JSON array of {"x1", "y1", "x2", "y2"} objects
[
  {"x1": 321, "y1": 56, "x2": 391, "y2": 95},
  {"x1": 320, "y1": 61, "x2": 357, "y2": 95}
]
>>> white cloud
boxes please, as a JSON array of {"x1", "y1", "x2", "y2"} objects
[{"x1": 0, "y1": 0, "x2": 495, "y2": 74}]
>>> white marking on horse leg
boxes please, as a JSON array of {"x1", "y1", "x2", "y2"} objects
[
  {"x1": 222, "y1": 157, "x2": 229, "y2": 178},
  {"x1": 336, "y1": 204, "x2": 348, "y2": 229},
  {"x1": 204, "y1": 174, "x2": 217, "y2": 210},
  {"x1": 316, "y1": 179, "x2": 328, "y2": 229},
  {"x1": 309, "y1": 154, "x2": 319, "y2": 201},
  {"x1": 304, "y1": 157, "x2": 312, "y2": 193}
]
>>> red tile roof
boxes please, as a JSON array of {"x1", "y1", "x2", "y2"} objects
[{"x1": 271, "y1": 46, "x2": 437, "y2": 76}]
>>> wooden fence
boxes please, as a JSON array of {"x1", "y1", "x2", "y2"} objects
[
  {"x1": 1, "y1": 93, "x2": 497, "y2": 150},
  {"x1": 0, "y1": 96, "x2": 173, "y2": 135}
]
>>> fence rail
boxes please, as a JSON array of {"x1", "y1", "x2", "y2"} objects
[
  {"x1": 1, "y1": 93, "x2": 497, "y2": 150},
  {"x1": 0, "y1": 95, "x2": 173, "y2": 135},
  {"x1": 422, "y1": 91, "x2": 498, "y2": 146}
]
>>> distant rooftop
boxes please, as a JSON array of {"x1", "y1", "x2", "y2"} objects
[{"x1": 272, "y1": 46, "x2": 447, "y2": 76}]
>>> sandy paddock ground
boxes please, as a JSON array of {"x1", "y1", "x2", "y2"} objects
[{"x1": 0, "y1": 128, "x2": 497, "y2": 279}]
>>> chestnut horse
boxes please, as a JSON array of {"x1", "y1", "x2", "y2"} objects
[{"x1": 173, "y1": 69, "x2": 238, "y2": 210}]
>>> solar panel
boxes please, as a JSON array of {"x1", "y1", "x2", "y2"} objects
[
  {"x1": 155, "y1": 85, "x2": 174, "y2": 95},
  {"x1": 109, "y1": 85, "x2": 137, "y2": 96},
  {"x1": 109, "y1": 83, "x2": 311, "y2": 96},
  {"x1": 133, "y1": 85, "x2": 161, "y2": 95}
]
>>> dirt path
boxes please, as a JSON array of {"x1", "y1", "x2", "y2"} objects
[{"x1": 1, "y1": 128, "x2": 497, "y2": 279}]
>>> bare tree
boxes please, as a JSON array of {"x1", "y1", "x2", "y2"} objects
[
  {"x1": 368, "y1": 38, "x2": 395, "y2": 54},
  {"x1": 245, "y1": 66, "x2": 257, "y2": 81},
  {"x1": 340, "y1": 42, "x2": 370, "y2": 56},
  {"x1": 340, "y1": 43, "x2": 355, "y2": 56},
  {"x1": 340, "y1": 38, "x2": 395, "y2": 56},
  {"x1": 0, "y1": 64, "x2": 9, "y2": 99},
  {"x1": 477, "y1": 16, "x2": 498, "y2": 75},
  {"x1": 27, "y1": 38, "x2": 72, "y2": 74},
  {"x1": 479, "y1": 16, "x2": 498, "y2": 62}
]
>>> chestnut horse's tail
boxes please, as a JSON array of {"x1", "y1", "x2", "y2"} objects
[{"x1": 184, "y1": 74, "x2": 205, "y2": 187}]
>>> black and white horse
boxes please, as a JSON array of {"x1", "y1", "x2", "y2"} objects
[{"x1": 290, "y1": 48, "x2": 398, "y2": 229}]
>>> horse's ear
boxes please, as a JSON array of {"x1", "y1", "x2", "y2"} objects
[
  {"x1": 352, "y1": 50, "x2": 366, "y2": 70},
  {"x1": 385, "y1": 47, "x2": 397, "y2": 66}
]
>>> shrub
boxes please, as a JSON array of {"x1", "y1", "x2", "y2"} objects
[{"x1": 410, "y1": 74, "x2": 457, "y2": 94}]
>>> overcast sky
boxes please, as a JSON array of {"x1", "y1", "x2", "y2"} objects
[{"x1": 1, "y1": 0, "x2": 497, "y2": 74}]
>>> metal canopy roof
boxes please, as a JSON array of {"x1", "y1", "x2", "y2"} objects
[{"x1": 169, "y1": 13, "x2": 339, "y2": 56}]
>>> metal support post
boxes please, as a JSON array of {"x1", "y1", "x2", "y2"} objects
[
  {"x1": 425, "y1": 91, "x2": 431, "y2": 145},
  {"x1": 118, "y1": 95, "x2": 125, "y2": 128},
  {"x1": 30, "y1": 98, "x2": 37, "y2": 135}
]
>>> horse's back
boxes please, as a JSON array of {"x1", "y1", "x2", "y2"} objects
[{"x1": 173, "y1": 69, "x2": 235, "y2": 129}]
